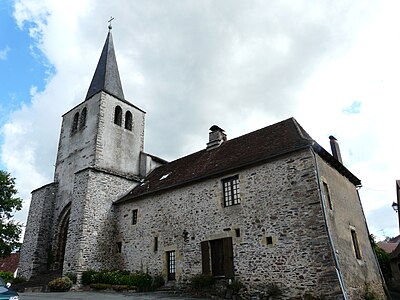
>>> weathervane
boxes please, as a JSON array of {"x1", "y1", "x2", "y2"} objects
[{"x1": 108, "y1": 16, "x2": 114, "y2": 31}]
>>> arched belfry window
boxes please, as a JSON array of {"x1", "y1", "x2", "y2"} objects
[
  {"x1": 71, "y1": 112, "x2": 79, "y2": 134},
  {"x1": 79, "y1": 107, "x2": 87, "y2": 130},
  {"x1": 114, "y1": 106, "x2": 122, "y2": 126},
  {"x1": 125, "y1": 111, "x2": 132, "y2": 131}
]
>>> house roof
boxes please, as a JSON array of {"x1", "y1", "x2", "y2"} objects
[
  {"x1": 85, "y1": 30, "x2": 125, "y2": 101},
  {"x1": 377, "y1": 241, "x2": 399, "y2": 254},
  {"x1": 116, "y1": 117, "x2": 361, "y2": 203},
  {"x1": 0, "y1": 253, "x2": 20, "y2": 273}
]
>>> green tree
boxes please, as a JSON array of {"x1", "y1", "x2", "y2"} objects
[
  {"x1": 0, "y1": 170, "x2": 22, "y2": 257},
  {"x1": 369, "y1": 234, "x2": 392, "y2": 283}
]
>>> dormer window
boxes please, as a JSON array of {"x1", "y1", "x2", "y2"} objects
[
  {"x1": 71, "y1": 112, "x2": 79, "y2": 134},
  {"x1": 114, "y1": 106, "x2": 122, "y2": 126},
  {"x1": 125, "y1": 111, "x2": 132, "y2": 131}
]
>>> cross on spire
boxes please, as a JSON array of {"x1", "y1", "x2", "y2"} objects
[{"x1": 108, "y1": 16, "x2": 114, "y2": 31}]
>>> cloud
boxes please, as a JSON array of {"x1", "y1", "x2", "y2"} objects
[
  {"x1": 2, "y1": 1, "x2": 399, "y2": 239},
  {"x1": 0, "y1": 46, "x2": 10, "y2": 60}
]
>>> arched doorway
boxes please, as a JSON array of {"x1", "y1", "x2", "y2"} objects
[{"x1": 53, "y1": 203, "x2": 71, "y2": 271}]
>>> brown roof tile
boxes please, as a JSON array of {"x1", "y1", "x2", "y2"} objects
[
  {"x1": 116, "y1": 117, "x2": 360, "y2": 203},
  {"x1": 0, "y1": 253, "x2": 19, "y2": 273}
]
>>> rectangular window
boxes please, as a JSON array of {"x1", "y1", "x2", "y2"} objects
[
  {"x1": 154, "y1": 237, "x2": 158, "y2": 252},
  {"x1": 132, "y1": 209, "x2": 138, "y2": 225},
  {"x1": 201, "y1": 237, "x2": 234, "y2": 278},
  {"x1": 116, "y1": 242, "x2": 122, "y2": 253},
  {"x1": 351, "y1": 229, "x2": 362, "y2": 259},
  {"x1": 322, "y1": 182, "x2": 333, "y2": 210},
  {"x1": 167, "y1": 251, "x2": 176, "y2": 281},
  {"x1": 223, "y1": 176, "x2": 241, "y2": 207}
]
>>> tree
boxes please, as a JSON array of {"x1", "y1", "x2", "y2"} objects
[
  {"x1": 0, "y1": 170, "x2": 22, "y2": 258},
  {"x1": 369, "y1": 234, "x2": 392, "y2": 283}
]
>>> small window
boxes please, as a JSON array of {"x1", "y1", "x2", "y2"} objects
[
  {"x1": 114, "y1": 106, "x2": 122, "y2": 126},
  {"x1": 116, "y1": 242, "x2": 122, "y2": 253},
  {"x1": 223, "y1": 176, "x2": 241, "y2": 207},
  {"x1": 79, "y1": 107, "x2": 87, "y2": 130},
  {"x1": 71, "y1": 112, "x2": 79, "y2": 134},
  {"x1": 132, "y1": 209, "x2": 138, "y2": 225},
  {"x1": 154, "y1": 237, "x2": 158, "y2": 252},
  {"x1": 351, "y1": 229, "x2": 362, "y2": 259},
  {"x1": 322, "y1": 182, "x2": 333, "y2": 210},
  {"x1": 235, "y1": 228, "x2": 241, "y2": 238},
  {"x1": 167, "y1": 251, "x2": 176, "y2": 281},
  {"x1": 266, "y1": 236, "x2": 273, "y2": 245},
  {"x1": 125, "y1": 111, "x2": 132, "y2": 131}
]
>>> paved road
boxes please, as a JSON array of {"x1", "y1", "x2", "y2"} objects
[{"x1": 19, "y1": 291, "x2": 205, "y2": 300}]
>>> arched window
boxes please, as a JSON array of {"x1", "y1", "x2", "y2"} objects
[
  {"x1": 79, "y1": 107, "x2": 87, "y2": 130},
  {"x1": 125, "y1": 111, "x2": 132, "y2": 131},
  {"x1": 114, "y1": 106, "x2": 122, "y2": 126},
  {"x1": 71, "y1": 112, "x2": 79, "y2": 134}
]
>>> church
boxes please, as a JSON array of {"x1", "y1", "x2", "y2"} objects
[{"x1": 18, "y1": 27, "x2": 387, "y2": 299}]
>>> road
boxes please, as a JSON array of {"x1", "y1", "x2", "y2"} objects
[{"x1": 19, "y1": 291, "x2": 206, "y2": 300}]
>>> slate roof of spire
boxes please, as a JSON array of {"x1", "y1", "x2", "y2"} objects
[
  {"x1": 85, "y1": 31, "x2": 125, "y2": 101},
  {"x1": 116, "y1": 118, "x2": 361, "y2": 204}
]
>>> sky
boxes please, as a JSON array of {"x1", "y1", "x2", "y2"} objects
[{"x1": 1, "y1": 0, "x2": 400, "y2": 240}]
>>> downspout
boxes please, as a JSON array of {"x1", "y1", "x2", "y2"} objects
[{"x1": 311, "y1": 146, "x2": 349, "y2": 300}]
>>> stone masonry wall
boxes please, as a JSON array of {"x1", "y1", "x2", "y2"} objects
[
  {"x1": 18, "y1": 182, "x2": 58, "y2": 279},
  {"x1": 63, "y1": 168, "x2": 136, "y2": 274},
  {"x1": 115, "y1": 149, "x2": 344, "y2": 299},
  {"x1": 315, "y1": 154, "x2": 386, "y2": 299}
]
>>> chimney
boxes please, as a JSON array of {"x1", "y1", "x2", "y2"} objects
[
  {"x1": 329, "y1": 135, "x2": 343, "y2": 164},
  {"x1": 207, "y1": 125, "x2": 227, "y2": 150}
]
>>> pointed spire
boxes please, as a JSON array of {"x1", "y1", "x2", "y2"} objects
[{"x1": 85, "y1": 25, "x2": 125, "y2": 101}]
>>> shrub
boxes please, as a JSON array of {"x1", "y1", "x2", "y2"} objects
[
  {"x1": 266, "y1": 283, "x2": 282, "y2": 297},
  {"x1": 229, "y1": 279, "x2": 245, "y2": 294},
  {"x1": 48, "y1": 277, "x2": 73, "y2": 292},
  {"x1": 65, "y1": 272, "x2": 77, "y2": 284},
  {"x1": 190, "y1": 274, "x2": 215, "y2": 289},
  {"x1": 152, "y1": 274, "x2": 165, "y2": 290},
  {"x1": 82, "y1": 270, "x2": 97, "y2": 285},
  {"x1": 0, "y1": 272, "x2": 14, "y2": 283},
  {"x1": 11, "y1": 276, "x2": 26, "y2": 284}
]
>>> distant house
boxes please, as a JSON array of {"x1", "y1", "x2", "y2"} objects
[
  {"x1": 0, "y1": 253, "x2": 20, "y2": 278},
  {"x1": 18, "y1": 28, "x2": 387, "y2": 299}
]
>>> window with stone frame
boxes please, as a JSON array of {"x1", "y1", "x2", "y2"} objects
[
  {"x1": 166, "y1": 251, "x2": 176, "y2": 281},
  {"x1": 116, "y1": 242, "x2": 122, "y2": 253},
  {"x1": 132, "y1": 209, "x2": 138, "y2": 225},
  {"x1": 222, "y1": 175, "x2": 241, "y2": 207},
  {"x1": 125, "y1": 111, "x2": 133, "y2": 131},
  {"x1": 351, "y1": 229, "x2": 362, "y2": 259},
  {"x1": 322, "y1": 181, "x2": 333, "y2": 210},
  {"x1": 114, "y1": 105, "x2": 122, "y2": 126},
  {"x1": 79, "y1": 107, "x2": 87, "y2": 130},
  {"x1": 71, "y1": 111, "x2": 79, "y2": 134},
  {"x1": 201, "y1": 237, "x2": 234, "y2": 278}
]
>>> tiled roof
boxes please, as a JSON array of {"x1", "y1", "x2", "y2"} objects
[
  {"x1": 0, "y1": 252, "x2": 19, "y2": 273},
  {"x1": 377, "y1": 242, "x2": 399, "y2": 254},
  {"x1": 116, "y1": 117, "x2": 361, "y2": 203}
]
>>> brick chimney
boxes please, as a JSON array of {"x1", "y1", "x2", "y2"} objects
[
  {"x1": 329, "y1": 135, "x2": 343, "y2": 164},
  {"x1": 207, "y1": 125, "x2": 227, "y2": 150}
]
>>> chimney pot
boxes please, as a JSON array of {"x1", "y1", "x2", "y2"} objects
[
  {"x1": 329, "y1": 135, "x2": 343, "y2": 164},
  {"x1": 206, "y1": 125, "x2": 227, "y2": 150}
]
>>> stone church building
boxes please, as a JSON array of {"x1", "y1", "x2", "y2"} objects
[{"x1": 19, "y1": 28, "x2": 386, "y2": 299}]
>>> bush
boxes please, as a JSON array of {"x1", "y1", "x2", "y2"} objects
[
  {"x1": 190, "y1": 274, "x2": 215, "y2": 289},
  {"x1": 81, "y1": 270, "x2": 155, "y2": 291},
  {"x1": 65, "y1": 272, "x2": 77, "y2": 284},
  {"x1": 0, "y1": 272, "x2": 13, "y2": 283},
  {"x1": 11, "y1": 276, "x2": 25, "y2": 284},
  {"x1": 48, "y1": 277, "x2": 73, "y2": 292},
  {"x1": 152, "y1": 274, "x2": 165, "y2": 290}
]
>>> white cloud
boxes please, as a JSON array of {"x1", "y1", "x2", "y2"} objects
[
  {"x1": 2, "y1": 1, "x2": 399, "y2": 239},
  {"x1": 0, "y1": 46, "x2": 10, "y2": 60}
]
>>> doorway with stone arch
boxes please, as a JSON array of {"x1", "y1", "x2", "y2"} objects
[{"x1": 53, "y1": 203, "x2": 71, "y2": 271}]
